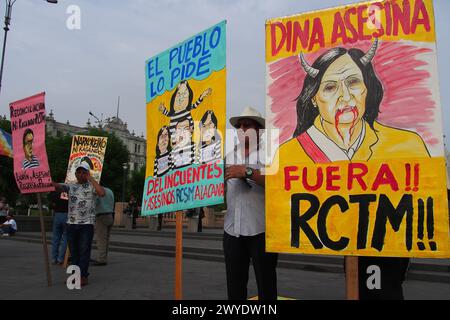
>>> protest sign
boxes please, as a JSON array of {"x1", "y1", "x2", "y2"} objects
[
  {"x1": 265, "y1": 0, "x2": 449, "y2": 257},
  {"x1": 142, "y1": 21, "x2": 226, "y2": 215},
  {"x1": 64, "y1": 134, "x2": 108, "y2": 185},
  {"x1": 9, "y1": 92, "x2": 54, "y2": 193}
]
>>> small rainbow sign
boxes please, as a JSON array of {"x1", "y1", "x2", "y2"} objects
[{"x1": 0, "y1": 128, "x2": 13, "y2": 158}]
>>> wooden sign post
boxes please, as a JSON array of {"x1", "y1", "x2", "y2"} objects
[
  {"x1": 62, "y1": 246, "x2": 70, "y2": 268},
  {"x1": 37, "y1": 193, "x2": 52, "y2": 287},
  {"x1": 175, "y1": 211, "x2": 183, "y2": 300},
  {"x1": 345, "y1": 256, "x2": 359, "y2": 300}
]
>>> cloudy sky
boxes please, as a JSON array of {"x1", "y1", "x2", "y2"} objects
[{"x1": 0, "y1": 0, "x2": 449, "y2": 146}]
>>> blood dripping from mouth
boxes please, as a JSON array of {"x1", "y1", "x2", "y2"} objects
[{"x1": 334, "y1": 107, "x2": 359, "y2": 143}]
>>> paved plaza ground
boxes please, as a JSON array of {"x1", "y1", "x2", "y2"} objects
[{"x1": 1, "y1": 229, "x2": 449, "y2": 300}]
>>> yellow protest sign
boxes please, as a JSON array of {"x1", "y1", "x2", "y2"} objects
[{"x1": 265, "y1": 0, "x2": 449, "y2": 258}]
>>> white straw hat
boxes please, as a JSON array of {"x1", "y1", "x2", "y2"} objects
[{"x1": 229, "y1": 107, "x2": 265, "y2": 129}]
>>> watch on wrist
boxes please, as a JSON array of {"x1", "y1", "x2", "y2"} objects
[{"x1": 245, "y1": 167, "x2": 253, "y2": 178}]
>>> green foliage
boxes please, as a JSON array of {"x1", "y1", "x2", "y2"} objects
[
  {"x1": 128, "y1": 165, "x2": 146, "y2": 203},
  {"x1": 46, "y1": 133, "x2": 72, "y2": 182}
]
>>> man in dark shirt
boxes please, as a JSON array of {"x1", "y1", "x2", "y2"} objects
[
  {"x1": 357, "y1": 256, "x2": 410, "y2": 300},
  {"x1": 49, "y1": 191, "x2": 69, "y2": 265}
]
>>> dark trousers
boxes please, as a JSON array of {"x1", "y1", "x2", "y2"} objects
[
  {"x1": 223, "y1": 232, "x2": 278, "y2": 300},
  {"x1": 197, "y1": 217, "x2": 203, "y2": 232},
  {"x1": 132, "y1": 214, "x2": 137, "y2": 229},
  {"x1": 357, "y1": 256, "x2": 409, "y2": 300},
  {"x1": 0, "y1": 225, "x2": 15, "y2": 235},
  {"x1": 157, "y1": 214, "x2": 163, "y2": 231},
  {"x1": 67, "y1": 224, "x2": 94, "y2": 278},
  {"x1": 51, "y1": 212, "x2": 68, "y2": 263}
]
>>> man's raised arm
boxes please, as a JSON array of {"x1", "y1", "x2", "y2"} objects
[
  {"x1": 51, "y1": 182, "x2": 67, "y2": 193},
  {"x1": 87, "y1": 174, "x2": 105, "y2": 197}
]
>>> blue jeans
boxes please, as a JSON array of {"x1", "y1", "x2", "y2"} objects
[
  {"x1": 0, "y1": 225, "x2": 15, "y2": 235},
  {"x1": 67, "y1": 224, "x2": 94, "y2": 278},
  {"x1": 51, "y1": 212, "x2": 68, "y2": 263}
]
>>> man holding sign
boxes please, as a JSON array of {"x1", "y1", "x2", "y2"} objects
[
  {"x1": 224, "y1": 107, "x2": 278, "y2": 300},
  {"x1": 52, "y1": 161, "x2": 105, "y2": 286}
]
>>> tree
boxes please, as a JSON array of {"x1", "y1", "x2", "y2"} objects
[
  {"x1": 128, "y1": 165, "x2": 146, "y2": 204},
  {"x1": 46, "y1": 134, "x2": 72, "y2": 182}
]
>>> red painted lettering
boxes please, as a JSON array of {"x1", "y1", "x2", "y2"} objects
[
  {"x1": 357, "y1": 5, "x2": 372, "y2": 41},
  {"x1": 344, "y1": 7, "x2": 359, "y2": 43},
  {"x1": 348, "y1": 162, "x2": 368, "y2": 191},
  {"x1": 292, "y1": 20, "x2": 310, "y2": 51},
  {"x1": 411, "y1": 0, "x2": 430, "y2": 33},
  {"x1": 308, "y1": 18, "x2": 325, "y2": 51},
  {"x1": 302, "y1": 167, "x2": 323, "y2": 191},
  {"x1": 284, "y1": 166, "x2": 299, "y2": 191},
  {"x1": 372, "y1": 163, "x2": 399, "y2": 191},
  {"x1": 331, "y1": 12, "x2": 348, "y2": 44},
  {"x1": 392, "y1": 0, "x2": 411, "y2": 36},
  {"x1": 271, "y1": 22, "x2": 286, "y2": 56},
  {"x1": 326, "y1": 166, "x2": 341, "y2": 191}
]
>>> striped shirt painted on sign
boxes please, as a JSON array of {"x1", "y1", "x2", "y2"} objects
[
  {"x1": 154, "y1": 152, "x2": 172, "y2": 177},
  {"x1": 161, "y1": 97, "x2": 204, "y2": 144},
  {"x1": 22, "y1": 155, "x2": 40, "y2": 169},
  {"x1": 171, "y1": 143, "x2": 195, "y2": 169},
  {"x1": 197, "y1": 139, "x2": 222, "y2": 164},
  {"x1": 160, "y1": 96, "x2": 209, "y2": 170}
]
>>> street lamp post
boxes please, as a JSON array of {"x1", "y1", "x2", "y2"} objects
[
  {"x1": 89, "y1": 111, "x2": 104, "y2": 128},
  {"x1": 122, "y1": 162, "x2": 128, "y2": 208},
  {"x1": 0, "y1": 0, "x2": 58, "y2": 94}
]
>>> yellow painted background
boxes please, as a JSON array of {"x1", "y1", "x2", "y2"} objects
[
  {"x1": 266, "y1": 157, "x2": 450, "y2": 257},
  {"x1": 266, "y1": 0, "x2": 436, "y2": 62},
  {"x1": 145, "y1": 69, "x2": 226, "y2": 177}
]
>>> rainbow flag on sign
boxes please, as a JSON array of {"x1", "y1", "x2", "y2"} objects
[{"x1": 0, "y1": 128, "x2": 13, "y2": 158}]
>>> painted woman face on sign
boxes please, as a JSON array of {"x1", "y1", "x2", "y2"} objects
[
  {"x1": 294, "y1": 41, "x2": 384, "y2": 153},
  {"x1": 173, "y1": 82, "x2": 191, "y2": 113},
  {"x1": 157, "y1": 126, "x2": 170, "y2": 154},
  {"x1": 313, "y1": 54, "x2": 367, "y2": 129},
  {"x1": 200, "y1": 111, "x2": 217, "y2": 146},
  {"x1": 173, "y1": 118, "x2": 192, "y2": 149}
]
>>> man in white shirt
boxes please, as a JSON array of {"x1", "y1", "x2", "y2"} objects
[
  {"x1": 52, "y1": 162, "x2": 105, "y2": 286},
  {"x1": 224, "y1": 107, "x2": 278, "y2": 300},
  {"x1": 0, "y1": 214, "x2": 17, "y2": 237}
]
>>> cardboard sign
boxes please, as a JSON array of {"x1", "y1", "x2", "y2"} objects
[
  {"x1": 265, "y1": 0, "x2": 449, "y2": 257},
  {"x1": 142, "y1": 21, "x2": 226, "y2": 215},
  {"x1": 63, "y1": 135, "x2": 108, "y2": 186},
  {"x1": 9, "y1": 92, "x2": 54, "y2": 193}
]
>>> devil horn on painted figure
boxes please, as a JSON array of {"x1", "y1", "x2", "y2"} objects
[
  {"x1": 299, "y1": 52, "x2": 319, "y2": 78},
  {"x1": 299, "y1": 38, "x2": 378, "y2": 78},
  {"x1": 360, "y1": 38, "x2": 379, "y2": 66}
]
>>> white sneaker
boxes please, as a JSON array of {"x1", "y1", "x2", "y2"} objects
[{"x1": 1, "y1": 233, "x2": 9, "y2": 237}]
